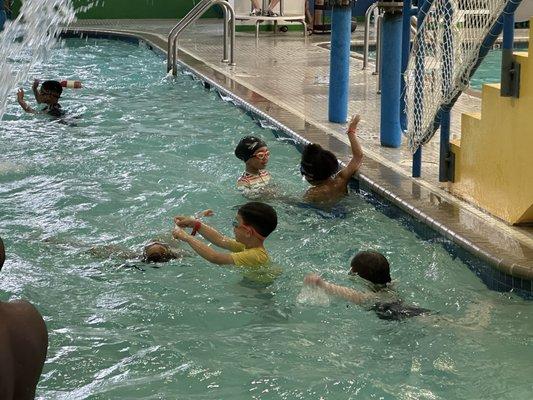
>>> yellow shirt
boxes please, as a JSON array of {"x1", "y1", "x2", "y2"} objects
[{"x1": 227, "y1": 239, "x2": 270, "y2": 267}]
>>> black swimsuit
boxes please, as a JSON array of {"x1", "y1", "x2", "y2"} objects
[
  {"x1": 371, "y1": 301, "x2": 431, "y2": 321},
  {"x1": 42, "y1": 103, "x2": 64, "y2": 117}
]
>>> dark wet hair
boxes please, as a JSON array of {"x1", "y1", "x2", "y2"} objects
[
  {"x1": 0, "y1": 237, "x2": 5, "y2": 271},
  {"x1": 300, "y1": 143, "x2": 339, "y2": 182},
  {"x1": 350, "y1": 251, "x2": 391, "y2": 285},
  {"x1": 235, "y1": 136, "x2": 267, "y2": 162},
  {"x1": 41, "y1": 80, "x2": 63, "y2": 96},
  {"x1": 143, "y1": 242, "x2": 175, "y2": 263},
  {"x1": 238, "y1": 202, "x2": 277, "y2": 238}
]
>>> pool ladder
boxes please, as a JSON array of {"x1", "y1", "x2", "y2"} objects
[{"x1": 167, "y1": 0, "x2": 236, "y2": 75}]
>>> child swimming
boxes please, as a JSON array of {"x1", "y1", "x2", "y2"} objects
[
  {"x1": 17, "y1": 80, "x2": 65, "y2": 117},
  {"x1": 300, "y1": 115, "x2": 363, "y2": 204},
  {"x1": 172, "y1": 202, "x2": 277, "y2": 267},
  {"x1": 234, "y1": 136, "x2": 271, "y2": 191},
  {"x1": 303, "y1": 251, "x2": 430, "y2": 321}
]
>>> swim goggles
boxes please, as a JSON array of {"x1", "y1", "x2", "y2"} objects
[{"x1": 253, "y1": 149, "x2": 270, "y2": 161}]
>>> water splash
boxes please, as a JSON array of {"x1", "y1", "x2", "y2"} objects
[{"x1": 0, "y1": 0, "x2": 98, "y2": 120}]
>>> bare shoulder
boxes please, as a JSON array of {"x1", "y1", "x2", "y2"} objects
[{"x1": 0, "y1": 300, "x2": 47, "y2": 337}]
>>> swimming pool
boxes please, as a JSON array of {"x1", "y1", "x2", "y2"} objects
[
  {"x1": 470, "y1": 43, "x2": 529, "y2": 90},
  {"x1": 1, "y1": 38, "x2": 532, "y2": 399},
  {"x1": 352, "y1": 43, "x2": 529, "y2": 90}
]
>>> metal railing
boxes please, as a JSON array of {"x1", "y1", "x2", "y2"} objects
[
  {"x1": 363, "y1": 3, "x2": 380, "y2": 70},
  {"x1": 167, "y1": 0, "x2": 235, "y2": 75}
]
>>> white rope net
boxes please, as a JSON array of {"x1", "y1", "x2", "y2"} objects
[{"x1": 404, "y1": 0, "x2": 509, "y2": 153}]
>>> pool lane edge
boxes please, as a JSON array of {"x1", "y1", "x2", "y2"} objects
[{"x1": 62, "y1": 28, "x2": 533, "y2": 298}]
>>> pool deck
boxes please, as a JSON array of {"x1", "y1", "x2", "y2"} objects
[{"x1": 65, "y1": 19, "x2": 533, "y2": 288}]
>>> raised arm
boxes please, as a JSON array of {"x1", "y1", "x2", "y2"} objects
[
  {"x1": 17, "y1": 89, "x2": 35, "y2": 113},
  {"x1": 32, "y1": 80, "x2": 43, "y2": 103},
  {"x1": 174, "y1": 215, "x2": 235, "y2": 251},
  {"x1": 172, "y1": 227, "x2": 234, "y2": 265},
  {"x1": 304, "y1": 273, "x2": 371, "y2": 305},
  {"x1": 337, "y1": 115, "x2": 363, "y2": 182}
]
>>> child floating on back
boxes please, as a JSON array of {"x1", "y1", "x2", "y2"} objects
[
  {"x1": 17, "y1": 80, "x2": 65, "y2": 117},
  {"x1": 234, "y1": 136, "x2": 271, "y2": 191},
  {"x1": 172, "y1": 201, "x2": 277, "y2": 268},
  {"x1": 300, "y1": 115, "x2": 363, "y2": 204},
  {"x1": 303, "y1": 250, "x2": 430, "y2": 321}
]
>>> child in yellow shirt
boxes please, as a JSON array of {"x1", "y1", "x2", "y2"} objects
[{"x1": 172, "y1": 202, "x2": 277, "y2": 267}]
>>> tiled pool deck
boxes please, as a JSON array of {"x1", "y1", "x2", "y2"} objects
[{"x1": 65, "y1": 19, "x2": 533, "y2": 295}]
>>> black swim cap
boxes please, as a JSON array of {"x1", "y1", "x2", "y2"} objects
[
  {"x1": 41, "y1": 80, "x2": 63, "y2": 96},
  {"x1": 235, "y1": 136, "x2": 267, "y2": 162}
]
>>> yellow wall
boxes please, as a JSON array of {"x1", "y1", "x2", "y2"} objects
[{"x1": 451, "y1": 19, "x2": 533, "y2": 225}]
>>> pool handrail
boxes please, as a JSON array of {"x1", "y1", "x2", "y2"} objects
[
  {"x1": 363, "y1": 3, "x2": 380, "y2": 70},
  {"x1": 167, "y1": 0, "x2": 212, "y2": 71},
  {"x1": 168, "y1": 0, "x2": 235, "y2": 75},
  {"x1": 172, "y1": 0, "x2": 235, "y2": 73}
]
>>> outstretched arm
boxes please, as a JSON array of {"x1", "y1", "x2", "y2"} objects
[
  {"x1": 304, "y1": 273, "x2": 371, "y2": 305},
  {"x1": 173, "y1": 227, "x2": 234, "y2": 265},
  {"x1": 174, "y1": 215, "x2": 236, "y2": 251},
  {"x1": 17, "y1": 89, "x2": 35, "y2": 113},
  {"x1": 337, "y1": 115, "x2": 363, "y2": 182}
]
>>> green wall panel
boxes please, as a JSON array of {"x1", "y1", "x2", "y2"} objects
[{"x1": 11, "y1": 0, "x2": 222, "y2": 19}]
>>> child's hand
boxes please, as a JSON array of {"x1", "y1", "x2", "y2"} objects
[
  {"x1": 17, "y1": 88, "x2": 25, "y2": 102},
  {"x1": 174, "y1": 215, "x2": 196, "y2": 228},
  {"x1": 304, "y1": 273, "x2": 325, "y2": 288},
  {"x1": 348, "y1": 114, "x2": 361, "y2": 133},
  {"x1": 172, "y1": 227, "x2": 190, "y2": 241},
  {"x1": 195, "y1": 209, "x2": 214, "y2": 218},
  {"x1": 32, "y1": 79, "x2": 40, "y2": 90}
]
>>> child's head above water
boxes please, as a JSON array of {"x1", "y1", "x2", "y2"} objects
[
  {"x1": 235, "y1": 136, "x2": 269, "y2": 172},
  {"x1": 300, "y1": 143, "x2": 339, "y2": 184},
  {"x1": 349, "y1": 251, "x2": 391, "y2": 285},
  {"x1": 143, "y1": 242, "x2": 176, "y2": 263},
  {"x1": 39, "y1": 80, "x2": 63, "y2": 104},
  {"x1": 234, "y1": 202, "x2": 277, "y2": 242}
]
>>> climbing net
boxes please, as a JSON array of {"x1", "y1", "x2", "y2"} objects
[{"x1": 404, "y1": 0, "x2": 511, "y2": 153}]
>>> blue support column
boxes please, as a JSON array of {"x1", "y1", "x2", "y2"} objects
[
  {"x1": 439, "y1": 0, "x2": 453, "y2": 182},
  {"x1": 0, "y1": 0, "x2": 6, "y2": 31},
  {"x1": 411, "y1": 0, "x2": 432, "y2": 178},
  {"x1": 379, "y1": 11, "x2": 403, "y2": 147},
  {"x1": 400, "y1": 0, "x2": 412, "y2": 132},
  {"x1": 328, "y1": 5, "x2": 352, "y2": 123},
  {"x1": 500, "y1": 9, "x2": 515, "y2": 96}
]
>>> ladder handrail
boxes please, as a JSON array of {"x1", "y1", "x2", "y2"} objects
[
  {"x1": 168, "y1": 0, "x2": 235, "y2": 74},
  {"x1": 167, "y1": 0, "x2": 212, "y2": 71},
  {"x1": 173, "y1": 0, "x2": 235, "y2": 72},
  {"x1": 363, "y1": 3, "x2": 380, "y2": 70}
]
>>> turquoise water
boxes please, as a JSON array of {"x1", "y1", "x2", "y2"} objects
[
  {"x1": 358, "y1": 44, "x2": 529, "y2": 90},
  {"x1": 470, "y1": 44, "x2": 529, "y2": 90},
  {"x1": 1, "y1": 39, "x2": 532, "y2": 399}
]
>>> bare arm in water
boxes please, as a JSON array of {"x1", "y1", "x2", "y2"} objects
[{"x1": 304, "y1": 273, "x2": 373, "y2": 305}]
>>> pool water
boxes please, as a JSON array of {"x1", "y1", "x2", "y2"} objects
[
  {"x1": 1, "y1": 39, "x2": 532, "y2": 399},
  {"x1": 470, "y1": 44, "x2": 529, "y2": 90},
  {"x1": 357, "y1": 44, "x2": 529, "y2": 90}
]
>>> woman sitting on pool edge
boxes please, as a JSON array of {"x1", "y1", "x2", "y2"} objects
[
  {"x1": 300, "y1": 115, "x2": 363, "y2": 204},
  {"x1": 303, "y1": 251, "x2": 430, "y2": 321},
  {"x1": 172, "y1": 201, "x2": 277, "y2": 268}
]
